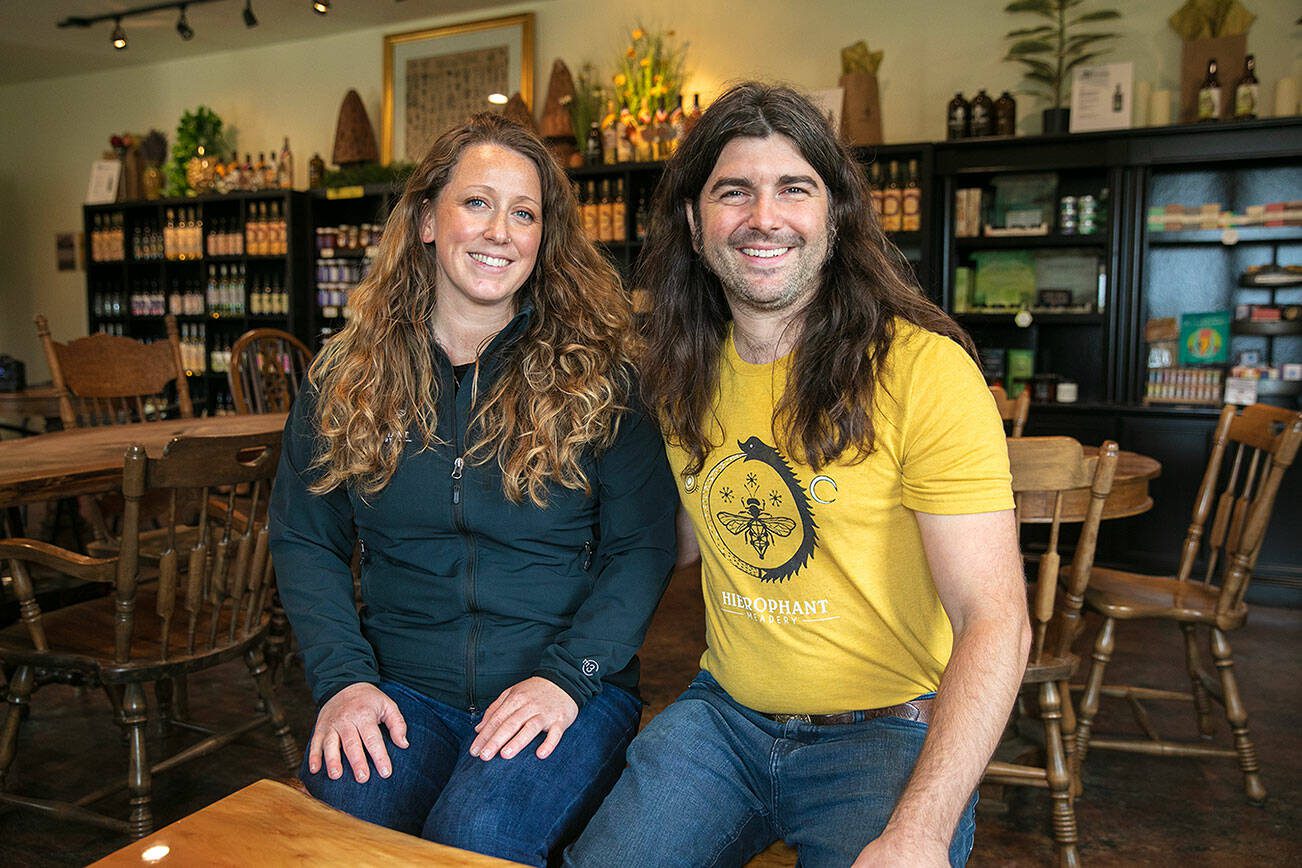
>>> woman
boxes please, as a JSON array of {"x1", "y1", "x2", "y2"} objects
[{"x1": 268, "y1": 114, "x2": 677, "y2": 866}]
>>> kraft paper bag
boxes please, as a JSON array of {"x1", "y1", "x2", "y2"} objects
[
  {"x1": 839, "y1": 71, "x2": 883, "y2": 145},
  {"x1": 1179, "y1": 35, "x2": 1247, "y2": 122}
]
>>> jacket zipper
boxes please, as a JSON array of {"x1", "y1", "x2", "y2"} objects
[{"x1": 447, "y1": 377, "x2": 480, "y2": 715}]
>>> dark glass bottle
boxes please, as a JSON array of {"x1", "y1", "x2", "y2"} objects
[
  {"x1": 970, "y1": 89, "x2": 994, "y2": 137},
  {"x1": 1198, "y1": 59, "x2": 1222, "y2": 121},
  {"x1": 584, "y1": 122, "x2": 603, "y2": 166},
  {"x1": 994, "y1": 91, "x2": 1017, "y2": 136},
  {"x1": 946, "y1": 92, "x2": 970, "y2": 140},
  {"x1": 1234, "y1": 54, "x2": 1258, "y2": 120}
]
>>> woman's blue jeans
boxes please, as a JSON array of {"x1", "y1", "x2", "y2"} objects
[
  {"x1": 565, "y1": 670, "x2": 976, "y2": 867},
  {"x1": 300, "y1": 679, "x2": 641, "y2": 867}
]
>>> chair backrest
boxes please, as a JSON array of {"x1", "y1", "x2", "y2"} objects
[
  {"x1": 228, "y1": 328, "x2": 314, "y2": 414},
  {"x1": 36, "y1": 313, "x2": 192, "y2": 428},
  {"x1": 112, "y1": 431, "x2": 283, "y2": 665},
  {"x1": 1007, "y1": 436, "x2": 1119, "y2": 664},
  {"x1": 991, "y1": 384, "x2": 1031, "y2": 438},
  {"x1": 1176, "y1": 403, "x2": 1302, "y2": 615}
]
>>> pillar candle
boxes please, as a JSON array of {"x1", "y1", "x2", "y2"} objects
[
  {"x1": 1274, "y1": 77, "x2": 1299, "y2": 118},
  {"x1": 1149, "y1": 89, "x2": 1173, "y2": 126},
  {"x1": 1134, "y1": 81, "x2": 1152, "y2": 126}
]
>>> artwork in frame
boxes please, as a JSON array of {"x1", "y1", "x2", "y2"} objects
[{"x1": 381, "y1": 13, "x2": 534, "y2": 165}]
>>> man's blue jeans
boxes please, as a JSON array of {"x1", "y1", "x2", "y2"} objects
[
  {"x1": 300, "y1": 679, "x2": 640, "y2": 867},
  {"x1": 566, "y1": 670, "x2": 976, "y2": 867}
]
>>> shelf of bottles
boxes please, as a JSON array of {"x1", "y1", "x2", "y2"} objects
[
  {"x1": 84, "y1": 190, "x2": 309, "y2": 415},
  {"x1": 313, "y1": 222, "x2": 382, "y2": 336}
]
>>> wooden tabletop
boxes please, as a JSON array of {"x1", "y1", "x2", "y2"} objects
[
  {"x1": 91, "y1": 778, "x2": 521, "y2": 867},
  {"x1": 1017, "y1": 446, "x2": 1161, "y2": 523},
  {"x1": 0, "y1": 413, "x2": 287, "y2": 509},
  {"x1": 0, "y1": 385, "x2": 61, "y2": 418}
]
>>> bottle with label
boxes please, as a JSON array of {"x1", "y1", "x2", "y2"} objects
[
  {"x1": 668, "y1": 94, "x2": 686, "y2": 156},
  {"x1": 685, "y1": 93, "x2": 703, "y2": 135},
  {"x1": 1234, "y1": 54, "x2": 1258, "y2": 120},
  {"x1": 612, "y1": 179, "x2": 627, "y2": 243},
  {"x1": 634, "y1": 192, "x2": 649, "y2": 241},
  {"x1": 868, "y1": 163, "x2": 884, "y2": 219},
  {"x1": 597, "y1": 179, "x2": 614, "y2": 242},
  {"x1": 970, "y1": 89, "x2": 994, "y2": 137},
  {"x1": 1111, "y1": 84, "x2": 1123, "y2": 113},
  {"x1": 1198, "y1": 59, "x2": 1222, "y2": 121},
  {"x1": 585, "y1": 121, "x2": 603, "y2": 166},
  {"x1": 901, "y1": 159, "x2": 921, "y2": 232},
  {"x1": 242, "y1": 153, "x2": 257, "y2": 191},
  {"x1": 881, "y1": 161, "x2": 903, "y2": 232},
  {"x1": 277, "y1": 137, "x2": 294, "y2": 189},
  {"x1": 601, "y1": 100, "x2": 619, "y2": 165},
  {"x1": 616, "y1": 107, "x2": 636, "y2": 163},
  {"x1": 581, "y1": 181, "x2": 600, "y2": 241},
  {"x1": 635, "y1": 99, "x2": 654, "y2": 162},
  {"x1": 947, "y1": 93, "x2": 970, "y2": 140},
  {"x1": 994, "y1": 91, "x2": 1017, "y2": 136},
  {"x1": 308, "y1": 153, "x2": 326, "y2": 188},
  {"x1": 651, "y1": 98, "x2": 671, "y2": 161}
]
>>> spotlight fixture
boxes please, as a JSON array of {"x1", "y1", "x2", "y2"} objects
[
  {"x1": 111, "y1": 18, "x2": 127, "y2": 50},
  {"x1": 243, "y1": 1, "x2": 258, "y2": 28},
  {"x1": 312, "y1": 0, "x2": 330, "y2": 14},
  {"x1": 176, "y1": 6, "x2": 195, "y2": 40}
]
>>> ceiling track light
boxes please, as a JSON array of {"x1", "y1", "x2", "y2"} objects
[
  {"x1": 312, "y1": 1, "x2": 330, "y2": 14},
  {"x1": 176, "y1": 6, "x2": 195, "y2": 40},
  {"x1": 111, "y1": 18, "x2": 128, "y2": 50},
  {"x1": 243, "y1": 1, "x2": 258, "y2": 28}
]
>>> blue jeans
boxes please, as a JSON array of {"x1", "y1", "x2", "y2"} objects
[
  {"x1": 566, "y1": 671, "x2": 976, "y2": 868},
  {"x1": 300, "y1": 679, "x2": 641, "y2": 867}
]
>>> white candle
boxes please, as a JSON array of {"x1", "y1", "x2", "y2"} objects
[
  {"x1": 1134, "y1": 81, "x2": 1152, "y2": 126},
  {"x1": 1150, "y1": 89, "x2": 1173, "y2": 126},
  {"x1": 1274, "y1": 77, "x2": 1299, "y2": 118}
]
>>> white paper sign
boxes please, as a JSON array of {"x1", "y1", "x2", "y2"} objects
[
  {"x1": 1223, "y1": 376, "x2": 1258, "y2": 406},
  {"x1": 1070, "y1": 62, "x2": 1134, "y2": 133},
  {"x1": 85, "y1": 159, "x2": 122, "y2": 204}
]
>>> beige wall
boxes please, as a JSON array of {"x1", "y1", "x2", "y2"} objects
[{"x1": 2, "y1": 0, "x2": 1299, "y2": 381}]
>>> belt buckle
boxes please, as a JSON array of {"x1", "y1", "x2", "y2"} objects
[{"x1": 770, "y1": 713, "x2": 812, "y2": 724}]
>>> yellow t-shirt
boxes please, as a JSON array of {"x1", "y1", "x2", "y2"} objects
[{"x1": 666, "y1": 320, "x2": 1013, "y2": 714}]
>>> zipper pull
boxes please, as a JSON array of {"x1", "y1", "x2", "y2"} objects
[
  {"x1": 582, "y1": 540, "x2": 594, "y2": 571},
  {"x1": 451, "y1": 456, "x2": 464, "y2": 505}
]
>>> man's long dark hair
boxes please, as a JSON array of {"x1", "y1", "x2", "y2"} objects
[{"x1": 639, "y1": 81, "x2": 976, "y2": 476}]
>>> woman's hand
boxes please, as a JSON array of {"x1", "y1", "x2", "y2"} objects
[
  {"x1": 469, "y1": 676, "x2": 579, "y2": 761},
  {"x1": 308, "y1": 682, "x2": 409, "y2": 782}
]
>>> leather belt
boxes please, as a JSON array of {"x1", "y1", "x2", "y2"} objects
[{"x1": 762, "y1": 697, "x2": 934, "y2": 727}]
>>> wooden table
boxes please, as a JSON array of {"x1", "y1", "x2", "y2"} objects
[
  {"x1": 0, "y1": 386, "x2": 62, "y2": 436},
  {"x1": 1017, "y1": 447, "x2": 1161, "y2": 523},
  {"x1": 91, "y1": 779, "x2": 520, "y2": 867},
  {"x1": 0, "y1": 413, "x2": 287, "y2": 509}
]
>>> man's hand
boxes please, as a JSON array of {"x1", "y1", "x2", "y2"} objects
[
  {"x1": 308, "y1": 682, "x2": 409, "y2": 782},
  {"x1": 852, "y1": 826, "x2": 949, "y2": 867},
  {"x1": 470, "y1": 676, "x2": 578, "y2": 761}
]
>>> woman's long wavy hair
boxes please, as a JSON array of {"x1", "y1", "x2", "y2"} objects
[
  {"x1": 308, "y1": 113, "x2": 633, "y2": 505},
  {"x1": 640, "y1": 81, "x2": 975, "y2": 476}
]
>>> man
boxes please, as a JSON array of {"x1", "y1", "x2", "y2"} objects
[{"x1": 567, "y1": 82, "x2": 1030, "y2": 867}]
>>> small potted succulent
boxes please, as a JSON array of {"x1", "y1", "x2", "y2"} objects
[{"x1": 1004, "y1": 0, "x2": 1121, "y2": 134}]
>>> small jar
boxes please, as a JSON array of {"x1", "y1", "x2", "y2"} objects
[{"x1": 1057, "y1": 380, "x2": 1079, "y2": 403}]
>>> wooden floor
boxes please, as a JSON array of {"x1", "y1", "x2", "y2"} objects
[{"x1": 0, "y1": 566, "x2": 1299, "y2": 866}]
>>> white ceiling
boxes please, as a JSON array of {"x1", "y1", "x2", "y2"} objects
[{"x1": 0, "y1": 1, "x2": 525, "y2": 86}]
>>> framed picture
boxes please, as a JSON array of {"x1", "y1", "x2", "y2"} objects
[{"x1": 381, "y1": 13, "x2": 534, "y2": 165}]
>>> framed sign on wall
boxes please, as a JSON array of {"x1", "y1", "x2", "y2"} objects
[{"x1": 381, "y1": 13, "x2": 534, "y2": 165}]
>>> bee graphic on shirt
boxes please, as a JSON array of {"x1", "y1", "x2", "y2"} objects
[{"x1": 716, "y1": 497, "x2": 797, "y2": 560}]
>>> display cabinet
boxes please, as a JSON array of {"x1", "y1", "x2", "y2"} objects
[{"x1": 83, "y1": 190, "x2": 310, "y2": 415}]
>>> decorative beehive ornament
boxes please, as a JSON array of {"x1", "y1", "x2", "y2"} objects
[
  {"x1": 540, "y1": 59, "x2": 578, "y2": 165},
  {"x1": 332, "y1": 89, "x2": 379, "y2": 167},
  {"x1": 502, "y1": 92, "x2": 537, "y2": 133}
]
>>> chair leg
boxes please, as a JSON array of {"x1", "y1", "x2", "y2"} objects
[
  {"x1": 1041, "y1": 681, "x2": 1080, "y2": 868},
  {"x1": 1181, "y1": 623, "x2": 1215, "y2": 739},
  {"x1": 245, "y1": 645, "x2": 299, "y2": 772},
  {"x1": 1073, "y1": 616, "x2": 1116, "y2": 777},
  {"x1": 122, "y1": 683, "x2": 153, "y2": 838},
  {"x1": 1209, "y1": 628, "x2": 1267, "y2": 805},
  {"x1": 1057, "y1": 679, "x2": 1082, "y2": 798},
  {"x1": 0, "y1": 666, "x2": 35, "y2": 787},
  {"x1": 266, "y1": 591, "x2": 291, "y2": 688}
]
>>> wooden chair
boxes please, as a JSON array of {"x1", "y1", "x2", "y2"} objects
[
  {"x1": 36, "y1": 314, "x2": 192, "y2": 429},
  {"x1": 991, "y1": 384, "x2": 1031, "y2": 437},
  {"x1": 984, "y1": 436, "x2": 1119, "y2": 868},
  {"x1": 0, "y1": 431, "x2": 299, "y2": 838},
  {"x1": 1074, "y1": 403, "x2": 1302, "y2": 805},
  {"x1": 228, "y1": 328, "x2": 313, "y2": 415}
]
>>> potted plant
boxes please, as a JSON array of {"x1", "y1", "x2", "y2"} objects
[{"x1": 1004, "y1": 0, "x2": 1121, "y2": 134}]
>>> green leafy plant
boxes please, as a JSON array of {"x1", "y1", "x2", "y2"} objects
[
  {"x1": 568, "y1": 63, "x2": 607, "y2": 144},
  {"x1": 166, "y1": 106, "x2": 228, "y2": 197},
  {"x1": 1004, "y1": 0, "x2": 1121, "y2": 110},
  {"x1": 612, "y1": 24, "x2": 688, "y2": 115}
]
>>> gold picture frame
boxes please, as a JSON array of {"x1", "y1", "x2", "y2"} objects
[{"x1": 381, "y1": 13, "x2": 534, "y2": 165}]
